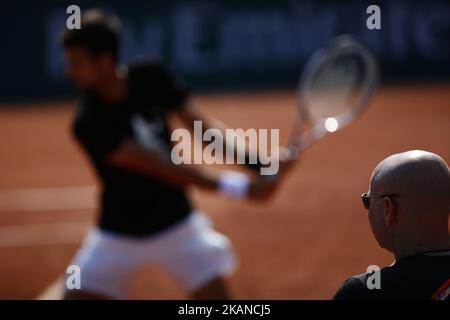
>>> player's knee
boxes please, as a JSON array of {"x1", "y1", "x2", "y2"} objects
[{"x1": 191, "y1": 276, "x2": 231, "y2": 300}]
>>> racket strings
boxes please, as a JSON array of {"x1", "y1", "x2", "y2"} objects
[{"x1": 287, "y1": 36, "x2": 379, "y2": 156}]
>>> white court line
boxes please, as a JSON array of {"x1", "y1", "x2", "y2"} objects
[
  {"x1": 0, "y1": 185, "x2": 97, "y2": 213},
  {"x1": 0, "y1": 186, "x2": 95, "y2": 248},
  {"x1": 0, "y1": 222, "x2": 91, "y2": 248}
]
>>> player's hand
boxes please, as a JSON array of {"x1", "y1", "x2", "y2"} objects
[
  {"x1": 247, "y1": 147, "x2": 299, "y2": 200},
  {"x1": 247, "y1": 174, "x2": 280, "y2": 200},
  {"x1": 277, "y1": 146, "x2": 300, "y2": 176}
]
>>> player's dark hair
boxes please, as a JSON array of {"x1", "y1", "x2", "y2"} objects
[{"x1": 61, "y1": 9, "x2": 121, "y2": 62}]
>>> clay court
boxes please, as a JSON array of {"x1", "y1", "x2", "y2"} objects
[{"x1": 0, "y1": 85, "x2": 449, "y2": 299}]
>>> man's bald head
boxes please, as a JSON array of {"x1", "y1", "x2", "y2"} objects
[
  {"x1": 367, "y1": 150, "x2": 450, "y2": 258},
  {"x1": 371, "y1": 150, "x2": 450, "y2": 208}
]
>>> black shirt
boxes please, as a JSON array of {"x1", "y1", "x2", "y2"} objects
[
  {"x1": 333, "y1": 250, "x2": 450, "y2": 300},
  {"x1": 73, "y1": 61, "x2": 192, "y2": 236}
]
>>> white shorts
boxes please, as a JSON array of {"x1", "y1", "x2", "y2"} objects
[{"x1": 68, "y1": 212, "x2": 237, "y2": 299}]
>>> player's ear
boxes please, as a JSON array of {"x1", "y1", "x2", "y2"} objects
[{"x1": 384, "y1": 196, "x2": 396, "y2": 226}]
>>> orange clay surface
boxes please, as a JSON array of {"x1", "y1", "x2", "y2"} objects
[{"x1": 0, "y1": 85, "x2": 449, "y2": 299}]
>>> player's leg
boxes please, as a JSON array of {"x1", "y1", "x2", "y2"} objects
[
  {"x1": 155, "y1": 212, "x2": 237, "y2": 300},
  {"x1": 37, "y1": 276, "x2": 114, "y2": 300},
  {"x1": 63, "y1": 289, "x2": 113, "y2": 300},
  {"x1": 190, "y1": 276, "x2": 231, "y2": 300}
]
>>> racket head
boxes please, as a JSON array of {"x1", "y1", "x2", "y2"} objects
[{"x1": 290, "y1": 35, "x2": 379, "y2": 156}]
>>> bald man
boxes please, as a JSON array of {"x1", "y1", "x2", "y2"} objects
[{"x1": 334, "y1": 150, "x2": 450, "y2": 300}]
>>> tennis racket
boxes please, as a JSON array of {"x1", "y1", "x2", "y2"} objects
[{"x1": 285, "y1": 35, "x2": 379, "y2": 161}]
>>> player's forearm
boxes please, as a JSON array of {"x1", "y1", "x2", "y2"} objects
[
  {"x1": 108, "y1": 140, "x2": 281, "y2": 200},
  {"x1": 108, "y1": 141, "x2": 219, "y2": 191},
  {"x1": 157, "y1": 162, "x2": 219, "y2": 191}
]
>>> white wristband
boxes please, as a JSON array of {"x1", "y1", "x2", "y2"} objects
[{"x1": 219, "y1": 171, "x2": 250, "y2": 198}]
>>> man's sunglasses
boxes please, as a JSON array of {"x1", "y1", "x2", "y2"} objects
[{"x1": 361, "y1": 193, "x2": 399, "y2": 210}]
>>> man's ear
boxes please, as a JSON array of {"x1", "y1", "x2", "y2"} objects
[{"x1": 383, "y1": 196, "x2": 396, "y2": 226}]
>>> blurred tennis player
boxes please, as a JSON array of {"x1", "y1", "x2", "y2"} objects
[{"x1": 61, "y1": 9, "x2": 288, "y2": 300}]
